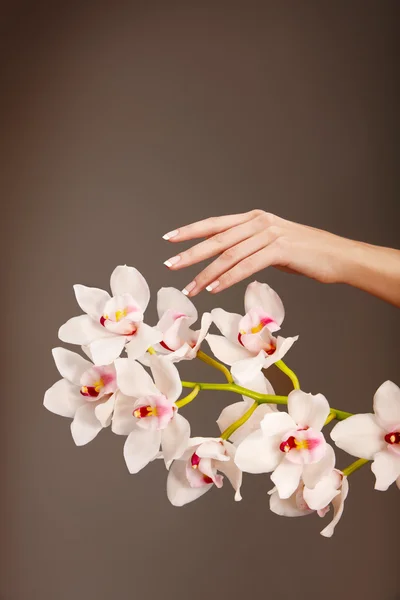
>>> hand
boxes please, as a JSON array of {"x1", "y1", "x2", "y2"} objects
[{"x1": 162, "y1": 210, "x2": 360, "y2": 296}]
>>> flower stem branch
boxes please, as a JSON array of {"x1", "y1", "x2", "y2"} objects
[
  {"x1": 324, "y1": 411, "x2": 337, "y2": 426},
  {"x1": 181, "y1": 381, "x2": 288, "y2": 405},
  {"x1": 275, "y1": 360, "x2": 300, "y2": 390},
  {"x1": 196, "y1": 350, "x2": 233, "y2": 383},
  {"x1": 176, "y1": 385, "x2": 201, "y2": 409},
  {"x1": 220, "y1": 401, "x2": 258, "y2": 440},
  {"x1": 342, "y1": 458, "x2": 369, "y2": 477}
]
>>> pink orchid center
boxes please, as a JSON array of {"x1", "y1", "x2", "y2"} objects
[
  {"x1": 133, "y1": 394, "x2": 175, "y2": 430},
  {"x1": 80, "y1": 366, "x2": 116, "y2": 400},
  {"x1": 384, "y1": 431, "x2": 400, "y2": 445},
  {"x1": 237, "y1": 308, "x2": 277, "y2": 354},
  {"x1": 100, "y1": 294, "x2": 142, "y2": 336},
  {"x1": 279, "y1": 428, "x2": 325, "y2": 464},
  {"x1": 190, "y1": 452, "x2": 214, "y2": 484}
]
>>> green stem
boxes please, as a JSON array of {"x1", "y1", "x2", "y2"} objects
[
  {"x1": 196, "y1": 350, "x2": 233, "y2": 383},
  {"x1": 324, "y1": 411, "x2": 336, "y2": 426},
  {"x1": 221, "y1": 401, "x2": 258, "y2": 440},
  {"x1": 176, "y1": 385, "x2": 201, "y2": 409},
  {"x1": 181, "y1": 381, "x2": 288, "y2": 405},
  {"x1": 342, "y1": 458, "x2": 369, "y2": 477},
  {"x1": 275, "y1": 360, "x2": 300, "y2": 390}
]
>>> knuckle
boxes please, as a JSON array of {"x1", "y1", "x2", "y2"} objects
[
  {"x1": 259, "y1": 211, "x2": 276, "y2": 226},
  {"x1": 249, "y1": 208, "x2": 264, "y2": 218},
  {"x1": 212, "y1": 233, "x2": 226, "y2": 246},
  {"x1": 273, "y1": 236, "x2": 290, "y2": 258},
  {"x1": 267, "y1": 224, "x2": 282, "y2": 238},
  {"x1": 221, "y1": 247, "x2": 236, "y2": 261}
]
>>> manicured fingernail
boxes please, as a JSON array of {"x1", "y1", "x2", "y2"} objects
[
  {"x1": 206, "y1": 280, "x2": 220, "y2": 292},
  {"x1": 163, "y1": 229, "x2": 179, "y2": 240},
  {"x1": 164, "y1": 255, "x2": 181, "y2": 268},
  {"x1": 182, "y1": 281, "x2": 196, "y2": 296}
]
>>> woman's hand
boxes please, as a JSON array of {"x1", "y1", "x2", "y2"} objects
[{"x1": 162, "y1": 210, "x2": 400, "y2": 307}]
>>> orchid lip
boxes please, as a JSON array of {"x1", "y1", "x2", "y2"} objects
[
  {"x1": 384, "y1": 431, "x2": 400, "y2": 445},
  {"x1": 133, "y1": 405, "x2": 157, "y2": 419}
]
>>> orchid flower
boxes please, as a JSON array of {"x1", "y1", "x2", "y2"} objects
[
  {"x1": 139, "y1": 287, "x2": 212, "y2": 363},
  {"x1": 167, "y1": 437, "x2": 242, "y2": 506},
  {"x1": 331, "y1": 380, "x2": 400, "y2": 491},
  {"x1": 58, "y1": 266, "x2": 162, "y2": 365},
  {"x1": 206, "y1": 281, "x2": 298, "y2": 369},
  {"x1": 43, "y1": 348, "x2": 117, "y2": 445},
  {"x1": 235, "y1": 390, "x2": 333, "y2": 499},
  {"x1": 112, "y1": 355, "x2": 190, "y2": 473},
  {"x1": 269, "y1": 469, "x2": 349, "y2": 537}
]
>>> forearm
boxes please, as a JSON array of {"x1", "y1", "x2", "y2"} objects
[{"x1": 342, "y1": 242, "x2": 400, "y2": 308}]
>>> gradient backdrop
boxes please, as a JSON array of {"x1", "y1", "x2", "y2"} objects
[{"x1": 1, "y1": 2, "x2": 399, "y2": 599}]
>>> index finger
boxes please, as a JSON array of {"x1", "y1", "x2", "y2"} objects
[{"x1": 162, "y1": 211, "x2": 259, "y2": 242}]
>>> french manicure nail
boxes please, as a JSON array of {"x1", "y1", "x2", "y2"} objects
[
  {"x1": 164, "y1": 255, "x2": 181, "y2": 268},
  {"x1": 206, "y1": 280, "x2": 220, "y2": 292},
  {"x1": 182, "y1": 281, "x2": 196, "y2": 296},
  {"x1": 162, "y1": 229, "x2": 179, "y2": 240}
]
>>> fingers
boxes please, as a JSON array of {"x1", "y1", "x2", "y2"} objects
[
  {"x1": 182, "y1": 230, "x2": 278, "y2": 296},
  {"x1": 204, "y1": 245, "x2": 280, "y2": 294},
  {"x1": 164, "y1": 218, "x2": 267, "y2": 270},
  {"x1": 162, "y1": 210, "x2": 260, "y2": 243}
]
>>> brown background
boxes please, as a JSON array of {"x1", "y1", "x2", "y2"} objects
[{"x1": 1, "y1": 2, "x2": 399, "y2": 599}]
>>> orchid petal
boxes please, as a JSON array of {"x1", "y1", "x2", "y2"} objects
[
  {"x1": 302, "y1": 444, "x2": 336, "y2": 489},
  {"x1": 52, "y1": 347, "x2": 92, "y2": 386},
  {"x1": 115, "y1": 358, "x2": 158, "y2": 398},
  {"x1": 217, "y1": 400, "x2": 276, "y2": 445},
  {"x1": 94, "y1": 392, "x2": 116, "y2": 427},
  {"x1": 235, "y1": 429, "x2": 281, "y2": 473},
  {"x1": 123, "y1": 428, "x2": 161, "y2": 473},
  {"x1": 149, "y1": 355, "x2": 182, "y2": 402},
  {"x1": 109, "y1": 265, "x2": 150, "y2": 311},
  {"x1": 125, "y1": 323, "x2": 163, "y2": 360},
  {"x1": 167, "y1": 460, "x2": 212, "y2": 506},
  {"x1": 73, "y1": 284, "x2": 110, "y2": 318},
  {"x1": 71, "y1": 403, "x2": 103, "y2": 446},
  {"x1": 211, "y1": 308, "x2": 242, "y2": 342},
  {"x1": 260, "y1": 411, "x2": 296, "y2": 436},
  {"x1": 262, "y1": 336, "x2": 298, "y2": 369},
  {"x1": 157, "y1": 287, "x2": 198, "y2": 324},
  {"x1": 269, "y1": 487, "x2": 312, "y2": 517},
  {"x1": 89, "y1": 335, "x2": 126, "y2": 365},
  {"x1": 206, "y1": 334, "x2": 251, "y2": 365},
  {"x1": 44, "y1": 379, "x2": 86, "y2": 418},
  {"x1": 331, "y1": 414, "x2": 385, "y2": 459},
  {"x1": 371, "y1": 451, "x2": 400, "y2": 491},
  {"x1": 303, "y1": 470, "x2": 341, "y2": 511},
  {"x1": 161, "y1": 413, "x2": 191, "y2": 469},
  {"x1": 373, "y1": 380, "x2": 400, "y2": 430},
  {"x1": 271, "y1": 459, "x2": 303, "y2": 499},
  {"x1": 217, "y1": 441, "x2": 242, "y2": 501},
  {"x1": 111, "y1": 392, "x2": 136, "y2": 435},
  {"x1": 231, "y1": 351, "x2": 267, "y2": 386},
  {"x1": 59, "y1": 315, "x2": 113, "y2": 345},
  {"x1": 288, "y1": 390, "x2": 330, "y2": 432},
  {"x1": 244, "y1": 281, "x2": 284, "y2": 330},
  {"x1": 189, "y1": 312, "x2": 213, "y2": 356},
  {"x1": 320, "y1": 476, "x2": 349, "y2": 537}
]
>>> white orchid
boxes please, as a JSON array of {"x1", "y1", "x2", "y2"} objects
[
  {"x1": 44, "y1": 348, "x2": 117, "y2": 445},
  {"x1": 58, "y1": 265, "x2": 162, "y2": 365},
  {"x1": 331, "y1": 380, "x2": 400, "y2": 491},
  {"x1": 140, "y1": 287, "x2": 212, "y2": 362},
  {"x1": 269, "y1": 469, "x2": 349, "y2": 537},
  {"x1": 167, "y1": 437, "x2": 242, "y2": 506},
  {"x1": 235, "y1": 390, "x2": 334, "y2": 498},
  {"x1": 112, "y1": 355, "x2": 190, "y2": 473},
  {"x1": 206, "y1": 281, "x2": 298, "y2": 369}
]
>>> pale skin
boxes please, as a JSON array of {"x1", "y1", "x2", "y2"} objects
[{"x1": 162, "y1": 210, "x2": 400, "y2": 308}]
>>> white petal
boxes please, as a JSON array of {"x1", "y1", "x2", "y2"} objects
[
  {"x1": 331, "y1": 414, "x2": 385, "y2": 459},
  {"x1": 115, "y1": 358, "x2": 158, "y2": 398},
  {"x1": 125, "y1": 323, "x2": 163, "y2": 360},
  {"x1": 263, "y1": 335, "x2": 298, "y2": 369},
  {"x1": 211, "y1": 308, "x2": 242, "y2": 342},
  {"x1": 111, "y1": 391, "x2": 136, "y2": 435},
  {"x1": 190, "y1": 312, "x2": 213, "y2": 355},
  {"x1": 149, "y1": 355, "x2": 182, "y2": 402},
  {"x1": 231, "y1": 351, "x2": 266, "y2": 385},
  {"x1": 217, "y1": 400, "x2": 275, "y2": 444},
  {"x1": 94, "y1": 392, "x2": 116, "y2": 427},
  {"x1": 123, "y1": 428, "x2": 161, "y2": 473},
  {"x1": 288, "y1": 390, "x2": 330, "y2": 431},
  {"x1": 44, "y1": 379, "x2": 86, "y2": 418},
  {"x1": 371, "y1": 451, "x2": 400, "y2": 491},
  {"x1": 270, "y1": 459, "x2": 303, "y2": 499},
  {"x1": 269, "y1": 488, "x2": 312, "y2": 517},
  {"x1": 59, "y1": 315, "x2": 112, "y2": 345},
  {"x1": 196, "y1": 440, "x2": 228, "y2": 461},
  {"x1": 52, "y1": 347, "x2": 92, "y2": 385},
  {"x1": 218, "y1": 441, "x2": 242, "y2": 501},
  {"x1": 320, "y1": 476, "x2": 349, "y2": 537},
  {"x1": 161, "y1": 413, "x2": 191, "y2": 468},
  {"x1": 302, "y1": 444, "x2": 336, "y2": 489},
  {"x1": 373, "y1": 380, "x2": 400, "y2": 429},
  {"x1": 157, "y1": 287, "x2": 197, "y2": 324},
  {"x1": 206, "y1": 334, "x2": 251, "y2": 365},
  {"x1": 73, "y1": 284, "x2": 110, "y2": 318},
  {"x1": 303, "y1": 470, "x2": 341, "y2": 511},
  {"x1": 167, "y1": 460, "x2": 211, "y2": 506},
  {"x1": 89, "y1": 335, "x2": 126, "y2": 365},
  {"x1": 260, "y1": 411, "x2": 296, "y2": 436},
  {"x1": 110, "y1": 266, "x2": 150, "y2": 311},
  {"x1": 235, "y1": 429, "x2": 281, "y2": 473},
  {"x1": 244, "y1": 281, "x2": 285, "y2": 330},
  {"x1": 71, "y1": 403, "x2": 103, "y2": 446}
]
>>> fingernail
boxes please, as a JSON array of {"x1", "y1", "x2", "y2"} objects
[
  {"x1": 182, "y1": 281, "x2": 196, "y2": 296},
  {"x1": 163, "y1": 229, "x2": 179, "y2": 240},
  {"x1": 206, "y1": 280, "x2": 220, "y2": 292},
  {"x1": 164, "y1": 255, "x2": 181, "y2": 268}
]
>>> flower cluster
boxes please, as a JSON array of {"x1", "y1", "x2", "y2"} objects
[{"x1": 44, "y1": 265, "x2": 400, "y2": 538}]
